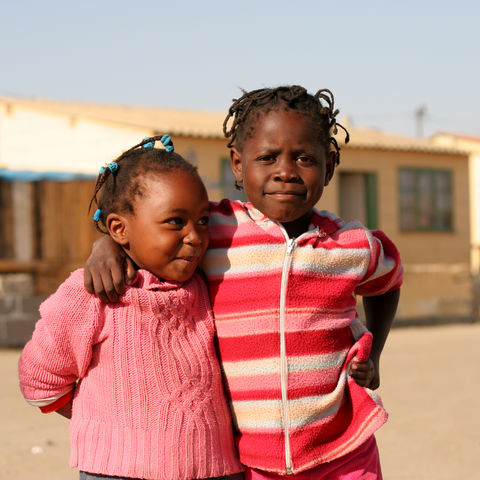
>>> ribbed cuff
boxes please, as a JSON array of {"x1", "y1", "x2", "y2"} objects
[{"x1": 40, "y1": 389, "x2": 74, "y2": 413}]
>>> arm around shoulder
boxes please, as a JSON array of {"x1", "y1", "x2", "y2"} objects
[{"x1": 84, "y1": 235, "x2": 136, "y2": 303}]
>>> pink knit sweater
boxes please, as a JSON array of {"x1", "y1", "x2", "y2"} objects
[{"x1": 18, "y1": 269, "x2": 243, "y2": 480}]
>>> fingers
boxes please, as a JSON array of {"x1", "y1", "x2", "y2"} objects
[
  {"x1": 349, "y1": 359, "x2": 375, "y2": 388},
  {"x1": 84, "y1": 269, "x2": 95, "y2": 294},
  {"x1": 87, "y1": 257, "x2": 126, "y2": 303},
  {"x1": 90, "y1": 268, "x2": 119, "y2": 303},
  {"x1": 369, "y1": 376, "x2": 380, "y2": 390},
  {"x1": 124, "y1": 257, "x2": 137, "y2": 285},
  {"x1": 110, "y1": 259, "x2": 127, "y2": 297}
]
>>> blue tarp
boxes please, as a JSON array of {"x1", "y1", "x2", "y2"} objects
[{"x1": 0, "y1": 168, "x2": 96, "y2": 182}]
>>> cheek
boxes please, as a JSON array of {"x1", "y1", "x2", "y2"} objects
[
  {"x1": 201, "y1": 232, "x2": 210, "y2": 250},
  {"x1": 244, "y1": 168, "x2": 264, "y2": 192}
]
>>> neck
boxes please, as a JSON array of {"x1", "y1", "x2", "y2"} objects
[{"x1": 281, "y1": 212, "x2": 312, "y2": 238}]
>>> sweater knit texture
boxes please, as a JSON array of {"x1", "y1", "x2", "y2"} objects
[
  {"x1": 202, "y1": 200, "x2": 404, "y2": 475},
  {"x1": 18, "y1": 269, "x2": 243, "y2": 480}
]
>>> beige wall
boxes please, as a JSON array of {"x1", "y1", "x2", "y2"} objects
[
  {"x1": 0, "y1": 104, "x2": 148, "y2": 173},
  {"x1": 1, "y1": 104, "x2": 472, "y2": 321},
  {"x1": 172, "y1": 136, "x2": 229, "y2": 200},
  {"x1": 434, "y1": 134, "x2": 480, "y2": 273},
  {"x1": 331, "y1": 147, "x2": 470, "y2": 263},
  {"x1": 325, "y1": 147, "x2": 471, "y2": 320}
]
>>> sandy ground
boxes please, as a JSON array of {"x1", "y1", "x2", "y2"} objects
[{"x1": 1, "y1": 323, "x2": 479, "y2": 480}]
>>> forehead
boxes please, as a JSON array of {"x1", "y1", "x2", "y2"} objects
[
  {"x1": 136, "y1": 171, "x2": 207, "y2": 207},
  {"x1": 243, "y1": 109, "x2": 325, "y2": 149}
]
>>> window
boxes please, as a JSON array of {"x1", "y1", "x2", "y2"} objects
[
  {"x1": 339, "y1": 172, "x2": 378, "y2": 229},
  {"x1": 399, "y1": 168, "x2": 453, "y2": 231}
]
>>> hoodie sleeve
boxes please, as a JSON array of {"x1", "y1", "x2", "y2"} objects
[{"x1": 355, "y1": 229, "x2": 404, "y2": 297}]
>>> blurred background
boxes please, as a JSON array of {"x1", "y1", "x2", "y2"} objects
[{"x1": 1, "y1": 1, "x2": 479, "y2": 478}]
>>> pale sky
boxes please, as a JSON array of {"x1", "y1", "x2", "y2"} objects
[{"x1": 1, "y1": 0, "x2": 479, "y2": 138}]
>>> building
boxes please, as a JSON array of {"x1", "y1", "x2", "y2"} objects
[
  {"x1": 433, "y1": 132, "x2": 480, "y2": 320},
  {"x1": 0, "y1": 97, "x2": 473, "y2": 345}
]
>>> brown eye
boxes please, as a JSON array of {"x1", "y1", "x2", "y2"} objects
[
  {"x1": 257, "y1": 155, "x2": 275, "y2": 164},
  {"x1": 167, "y1": 217, "x2": 184, "y2": 227},
  {"x1": 297, "y1": 156, "x2": 316, "y2": 165}
]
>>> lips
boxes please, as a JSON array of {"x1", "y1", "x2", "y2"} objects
[
  {"x1": 177, "y1": 256, "x2": 197, "y2": 263},
  {"x1": 266, "y1": 190, "x2": 306, "y2": 197}
]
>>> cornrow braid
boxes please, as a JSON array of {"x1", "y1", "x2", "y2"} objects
[
  {"x1": 223, "y1": 85, "x2": 350, "y2": 166},
  {"x1": 89, "y1": 136, "x2": 200, "y2": 234}
]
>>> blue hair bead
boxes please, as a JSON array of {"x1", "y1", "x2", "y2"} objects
[
  {"x1": 143, "y1": 137, "x2": 155, "y2": 148},
  {"x1": 161, "y1": 134, "x2": 174, "y2": 152},
  {"x1": 99, "y1": 166, "x2": 105, "y2": 174},
  {"x1": 93, "y1": 209, "x2": 102, "y2": 222},
  {"x1": 107, "y1": 162, "x2": 119, "y2": 173}
]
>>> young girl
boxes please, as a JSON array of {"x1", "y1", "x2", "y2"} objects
[
  {"x1": 84, "y1": 86, "x2": 403, "y2": 479},
  {"x1": 18, "y1": 136, "x2": 244, "y2": 480}
]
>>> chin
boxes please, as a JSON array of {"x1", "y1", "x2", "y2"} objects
[{"x1": 270, "y1": 211, "x2": 304, "y2": 224}]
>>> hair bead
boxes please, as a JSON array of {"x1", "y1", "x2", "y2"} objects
[
  {"x1": 142, "y1": 137, "x2": 155, "y2": 149},
  {"x1": 107, "y1": 162, "x2": 119, "y2": 173},
  {"x1": 161, "y1": 134, "x2": 174, "y2": 152},
  {"x1": 89, "y1": 134, "x2": 198, "y2": 235}
]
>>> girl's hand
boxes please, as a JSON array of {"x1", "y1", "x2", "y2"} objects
[
  {"x1": 84, "y1": 236, "x2": 136, "y2": 303},
  {"x1": 349, "y1": 358, "x2": 380, "y2": 390}
]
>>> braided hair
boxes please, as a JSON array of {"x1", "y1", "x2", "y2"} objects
[
  {"x1": 90, "y1": 136, "x2": 201, "y2": 234},
  {"x1": 223, "y1": 85, "x2": 350, "y2": 166}
]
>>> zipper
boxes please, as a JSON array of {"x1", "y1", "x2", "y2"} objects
[
  {"x1": 280, "y1": 237, "x2": 295, "y2": 474},
  {"x1": 277, "y1": 226, "x2": 321, "y2": 474}
]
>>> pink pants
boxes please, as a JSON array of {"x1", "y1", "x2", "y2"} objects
[{"x1": 245, "y1": 436, "x2": 382, "y2": 480}]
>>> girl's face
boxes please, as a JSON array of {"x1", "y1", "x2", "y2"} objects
[
  {"x1": 230, "y1": 109, "x2": 335, "y2": 237},
  {"x1": 108, "y1": 171, "x2": 210, "y2": 283}
]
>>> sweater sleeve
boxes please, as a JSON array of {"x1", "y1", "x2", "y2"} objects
[
  {"x1": 18, "y1": 269, "x2": 103, "y2": 409},
  {"x1": 355, "y1": 229, "x2": 404, "y2": 297}
]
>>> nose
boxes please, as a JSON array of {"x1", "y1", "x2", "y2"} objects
[
  {"x1": 274, "y1": 157, "x2": 300, "y2": 182},
  {"x1": 184, "y1": 224, "x2": 204, "y2": 247}
]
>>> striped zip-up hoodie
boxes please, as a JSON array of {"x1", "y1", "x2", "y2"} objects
[{"x1": 202, "y1": 200, "x2": 403, "y2": 475}]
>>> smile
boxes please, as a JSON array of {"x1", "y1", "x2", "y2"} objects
[
  {"x1": 266, "y1": 191, "x2": 306, "y2": 197},
  {"x1": 176, "y1": 256, "x2": 197, "y2": 264}
]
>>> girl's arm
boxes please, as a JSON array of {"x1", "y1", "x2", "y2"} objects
[
  {"x1": 19, "y1": 271, "x2": 102, "y2": 413},
  {"x1": 350, "y1": 289, "x2": 400, "y2": 389},
  {"x1": 84, "y1": 199, "x2": 225, "y2": 302},
  {"x1": 84, "y1": 235, "x2": 136, "y2": 302}
]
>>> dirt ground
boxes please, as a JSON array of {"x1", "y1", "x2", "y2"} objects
[{"x1": 1, "y1": 323, "x2": 479, "y2": 480}]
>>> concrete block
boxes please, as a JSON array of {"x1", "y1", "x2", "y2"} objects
[
  {"x1": 0, "y1": 313, "x2": 37, "y2": 348},
  {"x1": 21, "y1": 295, "x2": 46, "y2": 315},
  {"x1": 0, "y1": 295, "x2": 17, "y2": 314},
  {"x1": 0, "y1": 273, "x2": 34, "y2": 295}
]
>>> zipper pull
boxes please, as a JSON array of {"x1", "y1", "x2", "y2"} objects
[{"x1": 286, "y1": 238, "x2": 295, "y2": 255}]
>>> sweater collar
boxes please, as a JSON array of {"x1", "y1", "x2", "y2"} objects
[
  {"x1": 130, "y1": 269, "x2": 184, "y2": 291},
  {"x1": 242, "y1": 202, "x2": 341, "y2": 238}
]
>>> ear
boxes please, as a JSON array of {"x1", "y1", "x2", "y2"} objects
[
  {"x1": 106, "y1": 213, "x2": 130, "y2": 246},
  {"x1": 324, "y1": 151, "x2": 337, "y2": 186},
  {"x1": 230, "y1": 147, "x2": 244, "y2": 184}
]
